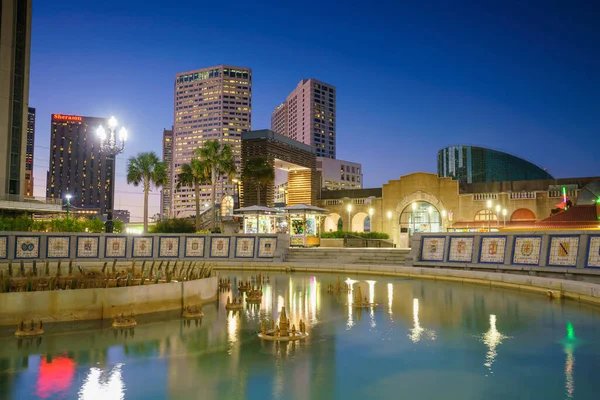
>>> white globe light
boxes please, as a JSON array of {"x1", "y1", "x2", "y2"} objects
[
  {"x1": 97, "y1": 126, "x2": 106, "y2": 141},
  {"x1": 108, "y1": 116, "x2": 118, "y2": 128},
  {"x1": 119, "y1": 127, "x2": 128, "y2": 142}
]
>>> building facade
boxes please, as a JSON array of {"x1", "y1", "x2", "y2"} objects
[
  {"x1": 317, "y1": 157, "x2": 362, "y2": 191},
  {"x1": 25, "y1": 107, "x2": 35, "y2": 196},
  {"x1": 241, "y1": 130, "x2": 318, "y2": 207},
  {"x1": 270, "y1": 79, "x2": 336, "y2": 158},
  {"x1": 161, "y1": 127, "x2": 173, "y2": 219},
  {"x1": 46, "y1": 114, "x2": 112, "y2": 213},
  {"x1": 438, "y1": 145, "x2": 553, "y2": 184},
  {"x1": 0, "y1": 0, "x2": 32, "y2": 197},
  {"x1": 318, "y1": 173, "x2": 599, "y2": 247},
  {"x1": 172, "y1": 65, "x2": 252, "y2": 218}
]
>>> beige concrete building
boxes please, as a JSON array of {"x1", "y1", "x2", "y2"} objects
[
  {"x1": 0, "y1": 0, "x2": 32, "y2": 198},
  {"x1": 318, "y1": 172, "x2": 599, "y2": 248},
  {"x1": 271, "y1": 78, "x2": 336, "y2": 158},
  {"x1": 172, "y1": 65, "x2": 251, "y2": 218}
]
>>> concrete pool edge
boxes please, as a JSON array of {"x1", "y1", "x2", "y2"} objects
[{"x1": 212, "y1": 262, "x2": 600, "y2": 306}]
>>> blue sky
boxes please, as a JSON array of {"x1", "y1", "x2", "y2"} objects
[{"x1": 29, "y1": 1, "x2": 600, "y2": 221}]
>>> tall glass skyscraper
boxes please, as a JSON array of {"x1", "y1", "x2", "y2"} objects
[
  {"x1": 171, "y1": 65, "x2": 252, "y2": 218},
  {"x1": 438, "y1": 145, "x2": 554, "y2": 184}
]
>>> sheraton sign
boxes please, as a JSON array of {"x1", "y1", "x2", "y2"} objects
[{"x1": 52, "y1": 114, "x2": 82, "y2": 122}]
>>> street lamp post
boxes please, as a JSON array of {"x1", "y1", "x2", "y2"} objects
[
  {"x1": 502, "y1": 208, "x2": 507, "y2": 228},
  {"x1": 97, "y1": 116, "x2": 127, "y2": 233},
  {"x1": 65, "y1": 194, "x2": 72, "y2": 218},
  {"x1": 495, "y1": 204, "x2": 501, "y2": 228},
  {"x1": 368, "y1": 208, "x2": 374, "y2": 232},
  {"x1": 387, "y1": 210, "x2": 392, "y2": 235},
  {"x1": 347, "y1": 204, "x2": 352, "y2": 232},
  {"x1": 441, "y1": 209, "x2": 447, "y2": 232},
  {"x1": 486, "y1": 200, "x2": 492, "y2": 232}
]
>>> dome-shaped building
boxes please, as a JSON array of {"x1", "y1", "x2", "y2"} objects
[{"x1": 438, "y1": 146, "x2": 554, "y2": 184}]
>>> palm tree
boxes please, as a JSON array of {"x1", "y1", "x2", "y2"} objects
[
  {"x1": 176, "y1": 158, "x2": 210, "y2": 230},
  {"x1": 242, "y1": 156, "x2": 275, "y2": 206},
  {"x1": 126, "y1": 152, "x2": 166, "y2": 233},
  {"x1": 195, "y1": 140, "x2": 237, "y2": 229}
]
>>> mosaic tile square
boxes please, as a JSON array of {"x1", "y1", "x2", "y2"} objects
[
  {"x1": 448, "y1": 237, "x2": 474, "y2": 262},
  {"x1": 258, "y1": 237, "x2": 277, "y2": 258},
  {"x1": 77, "y1": 237, "x2": 100, "y2": 258},
  {"x1": 0, "y1": 236, "x2": 7, "y2": 259},
  {"x1": 133, "y1": 236, "x2": 153, "y2": 258},
  {"x1": 159, "y1": 237, "x2": 179, "y2": 258},
  {"x1": 548, "y1": 236, "x2": 579, "y2": 267},
  {"x1": 235, "y1": 237, "x2": 255, "y2": 258},
  {"x1": 479, "y1": 237, "x2": 507, "y2": 264},
  {"x1": 184, "y1": 237, "x2": 205, "y2": 257},
  {"x1": 421, "y1": 237, "x2": 445, "y2": 261},
  {"x1": 15, "y1": 236, "x2": 40, "y2": 259},
  {"x1": 587, "y1": 236, "x2": 600, "y2": 268},
  {"x1": 513, "y1": 236, "x2": 542, "y2": 265},
  {"x1": 210, "y1": 237, "x2": 230, "y2": 258},
  {"x1": 47, "y1": 236, "x2": 70, "y2": 258},
  {"x1": 105, "y1": 237, "x2": 127, "y2": 258}
]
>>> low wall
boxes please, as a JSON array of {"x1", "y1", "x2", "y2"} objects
[
  {"x1": 0, "y1": 232, "x2": 288, "y2": 263},
  {"x1": 320, "y1": 238, "x2": 344, "y2": 248},
  {"x1": 0, "y1": 276, "x2": 217, "y2": 326}
]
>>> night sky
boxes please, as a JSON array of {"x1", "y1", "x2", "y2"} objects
[{"x1": 29, "y1": 1, "x2": 599, "y2": 221}]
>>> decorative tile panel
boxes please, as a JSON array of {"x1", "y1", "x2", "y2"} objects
[
  {"x1": 210, "y1": 236, "x2": 230, "y2": 258},
  {"x1": 235, "y1": 237, "x2": 255, "y2": 258},
  {"x1": 159, "y1": 236, "x2": 180, "y2": 258},
  {"x1": 512, "y1": 236, "x2": 542, "y2": 265},
  {"x1": 132, "y1": 236, "x2": 154, "y2": 258},
  {"x1": 547, "y1": 236, "x2": 579, "y2": 267},
  {"x1": 47, "y1": 236, "x2": 70, "y2": 258},
  {"x1": 421, "y1": 237, "x2": 446, "y2": 261},
  {"x1": 257, "y1": 237, "x2": 278, "y2": 258},
  {"x1": 586, "y1": 236, "x2": 600, "y2": 268},
  {"x1": 105, "y1": 236, "x2": 127, "y2": 258},
  {"x1": 184, "y1": 237, "x2": 205, "y2": 258},
  {"x1": 76, "y1": 237, "x2": 100, "y2": 258},
  {"x1": 448, "y1": 237, "x2": 474, "y2": 262},
  {"x1": 0, "y1": 236, "x2": 7, "y2": 259},
  {"x1": 479, "y1": 237, "x2": 507, "y2": 264},
  {"x1": 15, "y1": 236, "x2": 40, "y2": 259}
]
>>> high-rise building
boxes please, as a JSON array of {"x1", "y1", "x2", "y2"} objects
[
  {"x1": 317, "y1": 157, "x2": 362, "y2": 191},
  {"x1": 0, "y1": 0, "x2": 32, "y2": 197},
  {"x1": 271, "y1": 79, "x2": 336, "y2": 158},
  {"x1": 172, "y1": 65, "x2": 252, "y2": 218},
  {"x1": 24, "y1": 107, "x2": 35, "y2": 196},
  {"x1": 46, "y1": 114, "x2": 112, "y2": 213},
  {"x1": 161, "y1": 127, "x2": 173, "y2": 219}
]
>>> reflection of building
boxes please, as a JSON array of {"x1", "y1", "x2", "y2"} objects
[
  {"x1": 317, "y1": 157, "x2": 362, "y2": 191},
  {"x1": 0, "y1": 0, "x2": 32, "y2": 197},
  {"x1": 25, "y1": 107, "x2": 35, "y2": 196},
  {"x1": 113, "y1": 209, "x2": 130, "y2": 223},
  {"x1": 161, "y1": 127, "x2": 173, "y2": 219},
  {"x1": 438, "y1": 145, "x2": 553, "y2": 184},
  {"x1": 318, "y1": 172, "x2": 600, "y2": 247},
  {"x1": 271, "y1": 79, "x2": 336, "y2": 158},
  {"x1": 46, "y1": 114, "x2": 112, "y2": 213},
  {"x1": 241, "y1": 129, "x2": 318, "y2": 207},
  {"x1": 172, "y1": 65, "x2": 252, "y2": 218}
]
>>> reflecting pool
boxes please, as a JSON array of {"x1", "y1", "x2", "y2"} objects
[{"x1": 1, "y1": 272, "x2": 600, "y2": 399}]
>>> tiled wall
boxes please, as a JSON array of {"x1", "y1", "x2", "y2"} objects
[
  {"x1": 0, "y1": 233, "x2": 287, "y2": 261},
  {"x1": 414, "y1": 232, "x2": 600, "y2": 269}
]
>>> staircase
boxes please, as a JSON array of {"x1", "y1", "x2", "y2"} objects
[{"x1": 284, "y1": 248, "x2": 410, "y2": 266}]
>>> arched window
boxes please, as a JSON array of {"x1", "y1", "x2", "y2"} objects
[
  {"x1": 511, "y1": 208, "x2": 536, "y2": 221},
  {"x1": 474, "y1": 210, "x2": 497, "y2": 221}
]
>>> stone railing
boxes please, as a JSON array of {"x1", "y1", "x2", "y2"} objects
[
  {"x1": 509, "y1": 191, "x2": 536, "y2": 199},
  {"x1": 408, "y1": 231, "x2": 600, "y2": 272},
  {"x1": 473, "y1": 193, "x2": 498, "y2": 201},
  {"x1": 0, "y1": 233, "x2": 288, "y2": 262}
]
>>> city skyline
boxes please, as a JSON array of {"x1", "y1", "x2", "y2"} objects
[{"x1": 27, "y1": 1, "x2": 600, "y2": 221}]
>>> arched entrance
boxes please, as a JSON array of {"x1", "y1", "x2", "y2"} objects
[
  {"x1": 221, "y1": 195, "x2": 234, "y2": 217},
  {"x1": 399, "y1": 201, "x2": 442, "y2": 237},
  {"x1": 511, "y1": 208, "x2": 536, "y2": 221},
  {"x1": 352, "y1": 212, "x2": 368, "y2": 232},
  {"x1": 324, "y1": 213, "x2": 342, "y2": 232}
]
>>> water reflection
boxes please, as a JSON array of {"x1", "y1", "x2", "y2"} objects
[
  {"x1": 366, "y1": 280, "x2": 376, "y2": 328},
  {"x1": 78, "y1": 363, "x2": 125, "y2": 400},
  {"x1": 564, "y1": 322, "x2": 577, "y2": 399},
  {"x1": 345, "y1": 278, "x2": 357, "y2": 330},
  {"x1": 387, "y1": 283, "x2": 393, "y2": 321},
  {"x1": 408, "y1": 298, "x2": 436, "y2": 343},
  {"x1": 481, "y1": 314, "x2": 510, "y2": 375},
  {"x1": 35, "y1": 354, "x2": 76, "y2": 398}
]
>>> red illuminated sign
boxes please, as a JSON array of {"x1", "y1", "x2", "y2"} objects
[{"x1": 52, "y1": 114, "x2": 82, "y2": 122}]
